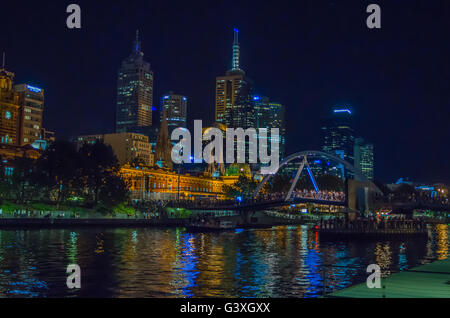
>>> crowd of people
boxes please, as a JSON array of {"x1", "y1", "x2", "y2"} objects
[
  {"x1": 255, "y1": 190, "x2": 346, "y2": 203},
  {"x1": 319, "y1": 215, "x2": 427, "y2": 232}
]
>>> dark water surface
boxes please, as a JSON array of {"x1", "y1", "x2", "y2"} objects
[{"x1": 0, "y1": 224, "x2": 448, "y2": 297}]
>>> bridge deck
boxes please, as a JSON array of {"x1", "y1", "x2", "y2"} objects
[
  {"x1": 186, "y1": 198, "x2": 346, "y2": 211},
  {"x1": 327, "y1": 257, "x2": 450, "y2": 298}
]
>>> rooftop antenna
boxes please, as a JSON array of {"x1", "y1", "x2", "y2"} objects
[
  {"x1": 231, "y1": 28, "x2": 240, "y2": 71},
  {"x1": 2, "y1": 52, "x2": 5, "y2": 69},
  {"x1": 135, "y1": 30, "x2": 140, "y2": 53}
]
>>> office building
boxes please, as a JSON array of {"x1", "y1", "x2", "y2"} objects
[
  {"x1": 160, "y1": 92, "x2": 187, "y2": 134},
  {"x1": 354, "y1": 137, "x2": 374, "y2": 180},
  {"x1": 253, "y1": 96, "x2": 286, "y2": 159},
  {"x1": 14, "y1": 84, "x2": 44, "y2": 146},
  {"x1": 321, "y1": 108, "x2": 355, "y2": 163},
  {"x1": 215, "y1": 29, "x2": 254, "y2": 129},
  {"x1": 116, "y1": 30, "x2": 154, "y2": 133},
  {"x1": 321, "y1": 108, "x2": 355, "y2": 178},
  {"x1": 77, "y1": 132, "x2": 154, "y2": 167}
]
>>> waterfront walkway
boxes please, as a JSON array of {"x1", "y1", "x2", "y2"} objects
[{"x1": 327, "y1": 257, "x2": 450, "y2": 298}]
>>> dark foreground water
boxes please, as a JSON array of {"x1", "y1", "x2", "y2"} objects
[{"x1": 0, "y1": 224, "x2": 448, "y2": 298}]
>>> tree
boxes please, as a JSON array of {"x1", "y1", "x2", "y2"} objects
[
  {"x1": 269, "y1": 174, "x2": 291, "y2": 193},
  {"x1": 130, "y1": 156, "x2": 146, "y2": 167},
  {"x1": 9, "y1": 157, "x2": 39, "y2": 204},
  {"x1": 78, "y1": 142, "x2": 118, "y2": 204},
  {"x1": 223, "y1": 173, "x2": 259, "y2": 200},
  {"x1": 98, "y1": 174, "x2": 129, "y2": 208},
  {"x1": 36, "y1": 140, "x2": 80, "y2": 208}
]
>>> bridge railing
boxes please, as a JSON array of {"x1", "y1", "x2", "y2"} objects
[{"x1": 153, "y1": 190, "x2": 347, "y2": 210}]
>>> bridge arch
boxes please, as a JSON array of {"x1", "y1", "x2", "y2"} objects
[{"x1": 253, "y1": 150, "x2": 381, "y2": 199}]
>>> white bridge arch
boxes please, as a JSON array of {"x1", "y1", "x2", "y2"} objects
[{"x1": 253, "y1": 150, "x2": 381, "y2": 201}]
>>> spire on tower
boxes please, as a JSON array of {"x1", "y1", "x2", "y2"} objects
[
  {"x1": 233, "y1": 28, "x2": 239, "y2": 45},
  {"x1": 231, "y1": 28, "x2": 241, "y2": 71},
  {"x1": 1, "y1": 52, "x2": 5, "y2": 69},
  {"x1": 133, "y1": 29, "x2": 142, "y2": 55}
]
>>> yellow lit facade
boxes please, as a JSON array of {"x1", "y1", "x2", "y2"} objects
[
  {"x1": 120, "y1": 165, "x2": 238, "y2": 201},
  {"x1": 0, "y1": 69, "x2": 20, "y2": 145}
]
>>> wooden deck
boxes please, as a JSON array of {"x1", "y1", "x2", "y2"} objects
[{"x1": 327, "y1": 257, "x2": 450, "y2": 298}]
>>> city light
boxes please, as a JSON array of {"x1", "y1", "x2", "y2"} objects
[
  {"x1": 334, "y1": 109, "x2": 352, "y2": 114},
  {"x1": 26, "y1": 85, "x2": 42, "y2": 93}
]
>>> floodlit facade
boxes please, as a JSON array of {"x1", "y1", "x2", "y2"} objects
[
  {"x1": 0, "y1": 68, "x2": 20, "y2": 145},
  {"x1": 120, "y1": 165, "x2": 237, "y2": 201}
]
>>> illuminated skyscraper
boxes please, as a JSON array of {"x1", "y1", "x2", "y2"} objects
[
  {"x1": 14, "y1": 84, "x2": 44, "y2": 146},
  {"x1": 253, "y1": 96, "x2": 286, "y2": 159},
  {"x1": 321, "y1": 108, "x2": 355, "y2": 178},
  {"x1": 354, "y1": 137, "x2": 374, "y2": 180},
  {"x1": 116, "y1": 30, "x2": 154, "y2": 133},
  {"x1": 160, "y1": 92, "x2": 187, "y2": 134},
  {"x1": 215, "y1": 29, "x2": 254, "y2": 129},
  {"x1": 321, "y1": 108, "x2": 355, "y2": 164}
]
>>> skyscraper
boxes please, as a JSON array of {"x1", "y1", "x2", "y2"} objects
[
  {"x1": 354, "y1": 137, "x2": 374, "y2": 180},
  {"x1": 14, "y1": 84, "x2": 44, "y2": 146},
  {"x1": 321, "y1": 108, "x2": 355, "y2": 178},
  {"x1": 321, "y1": 108, "x2": 355, "y2": 164},
  {"x1": 253, "y1": 96, "x2": 286, "y2": 159},
  {"x1": 215, "y1": 29, "x2": 254, "y2": 129},
  {"x1": 160, "y1": 92, "x2": 187, "y2": 134},
  {"x1": 116, "y1": 30, "x2": 154, "y2": 133}
]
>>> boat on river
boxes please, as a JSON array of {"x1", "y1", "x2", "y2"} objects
[{"x1": 186, "y1": 219, "x2": 237, "y2": 232}]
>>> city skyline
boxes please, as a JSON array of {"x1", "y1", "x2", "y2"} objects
[{"x1": 1, "y1": 1, "x2": 449, "y2": 183}]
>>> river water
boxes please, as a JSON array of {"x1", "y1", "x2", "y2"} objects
[{"x1": 0, "y1": 224, "x2": 448, "y2": 298}]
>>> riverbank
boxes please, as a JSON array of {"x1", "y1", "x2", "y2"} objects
[{"x1": 0, "y1": 217, "x2": 189, "y2": 228}]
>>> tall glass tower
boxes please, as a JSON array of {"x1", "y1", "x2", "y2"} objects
[
  {"x1": 253, "y1": 96, "x2": 286, "y2": 159},
  {"x1": 215, "y1": 29, "x2": 254, "y2": 129},
  {"x1": 354, "y1": 137, "x2": 374, "y2": 180},
  {"x1": 321, "y1": 108, "x2": 356, "y2": 178},
  {"x1": 160, "y1": 92, "x2": 187, "y2": 135},
  {"x1": 116, "y1": 30, "x2": 154, "y2": 133}
]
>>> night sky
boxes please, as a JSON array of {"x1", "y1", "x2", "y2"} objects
[{"x1": 1, "y1": 0, "x2": 449, "y2": 184}]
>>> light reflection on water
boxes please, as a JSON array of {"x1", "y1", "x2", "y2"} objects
[{"x1": 0, "y1": 224, "x2": 447, "y2": 298}]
